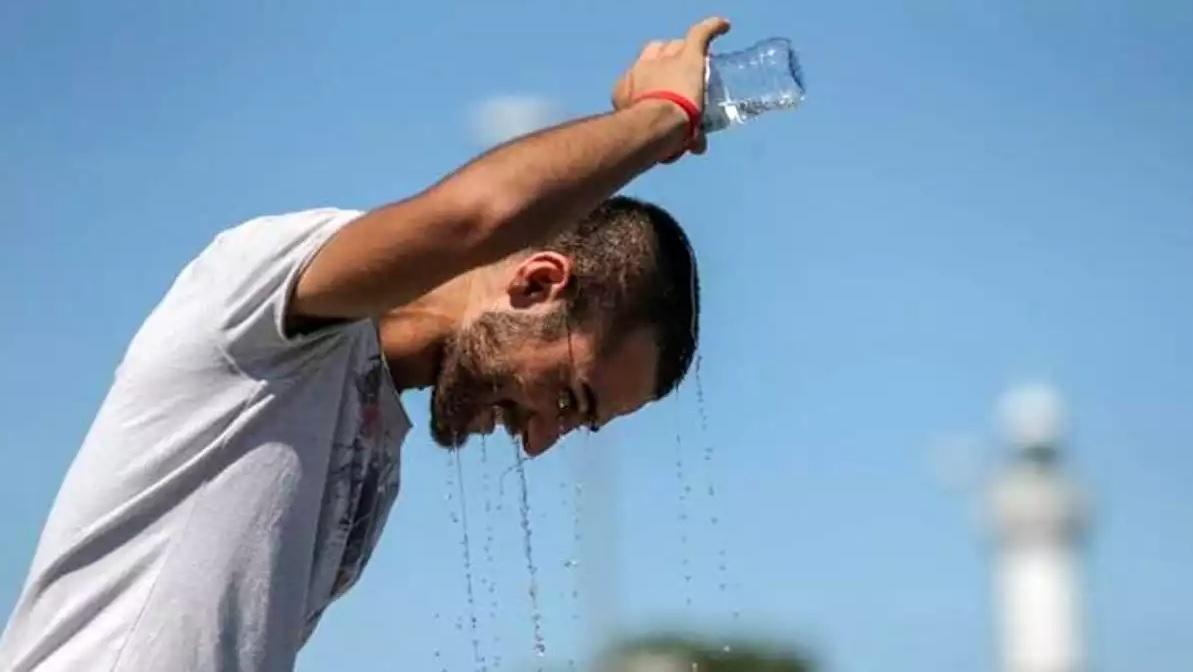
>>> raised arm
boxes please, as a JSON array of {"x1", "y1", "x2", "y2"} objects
[{"x1": 290, "y1": 16, "x2": 729, "y2": 322}]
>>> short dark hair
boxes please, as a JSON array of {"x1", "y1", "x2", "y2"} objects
[{"x1": 541, "y1": 195, "x2": 699, "y2": 399}]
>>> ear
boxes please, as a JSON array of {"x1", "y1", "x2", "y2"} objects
[{"x1": 506, "y1": 251, "x2": 573, "y2": 309}]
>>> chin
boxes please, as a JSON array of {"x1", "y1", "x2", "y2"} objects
[{"x1": 428, "y1": 388, "x2": 478, "y2": 448}]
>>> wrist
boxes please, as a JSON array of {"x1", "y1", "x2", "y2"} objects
[
  {"x1": 634, "y1": 96, "x2": 690, "y2": 128},
  {"x1": 631, "y1": 92, "x2": 700, "y2": 163}
]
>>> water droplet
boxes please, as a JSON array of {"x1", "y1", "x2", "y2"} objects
[
  {"x1": 513, "y1": 439, "x2": 547, "y2": 662},
  {"x1": 432, "y1": 611, "x2": 445, "y2": 669},
  {"x1": 450, "y1": 449, "x2": 485, "y2": 671},
  {"x1": 693, "y1": 359, "x2": 741, "y2": 621},
  {"x1": 479, "y1": 436, "x2": 503, "y2": 669},
  {"x1": 674, "y1": 401, "x2": 696, "y2": 612}
]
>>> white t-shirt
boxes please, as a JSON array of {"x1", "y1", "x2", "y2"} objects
[{"x1": 0, "y1": 208, "x2": 411, "y2": 671}]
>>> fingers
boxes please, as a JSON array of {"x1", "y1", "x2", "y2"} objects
[
  {"x1": 639, "y1": 40, "x2": 665, "y2": 61},
  {"x1": 685, "y1": 16, "x2": 731, "y2": 55},
  {"x1": 642, "y1": 39, "x2": 685, "y2": 61},
  {"x1": 611, "y1": 76, "x2": 630, "y2": 109},
  {"x1": 640, "y1": 16, "x2": 729, "y2": 63}
]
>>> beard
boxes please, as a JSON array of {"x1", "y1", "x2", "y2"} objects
[{"x1": 429, "y1": 309, "x2": 568, "y2": 449}]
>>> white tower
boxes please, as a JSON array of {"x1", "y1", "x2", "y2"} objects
[{"x1": 989, "y1": 384, "x2": 1087, "y2": 672}]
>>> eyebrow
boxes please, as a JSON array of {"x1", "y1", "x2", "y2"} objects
[{"x1": 581, "y1": 382, "x2": 600, "y2": 430}]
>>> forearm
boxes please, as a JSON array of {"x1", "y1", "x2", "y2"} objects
[
  {"x1": 295, "y1": 100, "x2": 687, "y2": 319},
  {"x1": 439, "y1": 99, "x2": 687, "y2": 263}
]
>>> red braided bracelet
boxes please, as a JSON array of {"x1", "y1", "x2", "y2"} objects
[{"x1": 634, "y1": 90, "x2": 701, "y2": 159}]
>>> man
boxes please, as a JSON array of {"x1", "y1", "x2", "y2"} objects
[{"x1": 0, "y1": 16, "x2": 729, "y2": 671}]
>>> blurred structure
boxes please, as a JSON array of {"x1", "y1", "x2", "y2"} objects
[
  {"x1": 595, "y1": 635, "x2": 814, "y2": 672},
  {"x1": 988, "y1": 385, "x2": 1088, "y2": 672}
]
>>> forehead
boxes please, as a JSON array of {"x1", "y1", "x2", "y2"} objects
[{"x1": 582, "y1": 327, "x2": 658, "y2": 422}]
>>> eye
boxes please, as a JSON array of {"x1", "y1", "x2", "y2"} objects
[
  {"x1": 558, "y1": 387, "x2": 578, "y2": 414},
  {"x1": 559, "y1": 383, "x2": 600, "y2": 433}
]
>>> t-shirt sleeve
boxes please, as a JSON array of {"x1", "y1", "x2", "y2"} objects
[{"x1": 198, "y1": 207, "x2": 367, "y2": 369}]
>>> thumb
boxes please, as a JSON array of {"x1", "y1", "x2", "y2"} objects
[{"x1": 685, "y1": 16, "x2": 731, "y2": 55}]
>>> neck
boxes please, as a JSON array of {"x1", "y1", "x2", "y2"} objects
[{"x1": 375, "y1": 270, "x2": 490, "y2": 392}]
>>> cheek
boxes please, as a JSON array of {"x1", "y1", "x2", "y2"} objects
[
  {"x1": 441, "y1": 350, "x2": 506, "y2": 410},
  {"x1": 507, "y1": 373, "x2": 552, "y2": 413},
  {"x1": 510, "y1": 369, "x2": 567, "y2": 421},
  {"x1": 507, "y1": 344, "x2": 561, "y2": 386}
]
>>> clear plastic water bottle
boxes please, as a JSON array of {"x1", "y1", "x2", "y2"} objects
[{"x1": 703, "y1": 37, "x2": 806, "y2": 133}]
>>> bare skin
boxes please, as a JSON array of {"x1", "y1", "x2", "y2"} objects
[
  {"x1": 374, "y1": 254, "x2": 661, "y2": 455},
  {"x1": 289, "y1": 17, "x2": 731, "y2": 456}
]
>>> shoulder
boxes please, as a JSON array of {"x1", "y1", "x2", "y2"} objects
[{"x1": 217, "y1": 207, "x2": 366, "y2": 245}]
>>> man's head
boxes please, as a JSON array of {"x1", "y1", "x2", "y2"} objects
[{"x1": 430, "y1": 196, "x2": 699, "y2": 455}]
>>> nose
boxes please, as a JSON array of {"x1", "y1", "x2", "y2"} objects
[{"x1": 522, "y1": 413, "x2": 581, "y2": 457}]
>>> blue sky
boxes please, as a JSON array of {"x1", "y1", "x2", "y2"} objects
[{"x1": 2, "y1": 1, "x2": 1191, "y2": 670}]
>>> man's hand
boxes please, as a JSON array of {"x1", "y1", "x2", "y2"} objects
[{"x1": 611, "y1": 16, "x2": 731, "y2": 156}]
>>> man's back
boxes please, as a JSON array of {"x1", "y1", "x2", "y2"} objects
[{"x1": 0, "y1": 209, "x2": 409, "y2": 671}]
